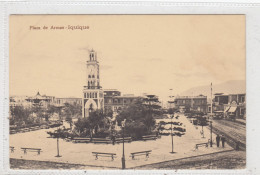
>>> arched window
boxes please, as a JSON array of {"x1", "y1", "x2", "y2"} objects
[
  {"x1": 87, "y1": 93, "x2": 89, "y2": 98},
  {"x1": 92, "y1": 75, "x2": 95, "y2": 78},
  {"x1": 95, "y1": 93, "x2": 97, "y2": 98},
  {"x1": 88, "y1": 75, "x2": 91, "y2": 78}
]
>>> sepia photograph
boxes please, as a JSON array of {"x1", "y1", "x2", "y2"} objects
[{"x1": 8, "y1": 14, "x2": 246, "y2": 170}]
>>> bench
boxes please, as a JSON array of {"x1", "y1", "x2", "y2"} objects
[
  {"x1": 195, "y1": 143, "x2": 208, "y2": 149},
  {"x1": 10, "y1": 146, "x2": 15, "y2": 153},
  {"x1": 92, "y1": 138, "x2": 111, "y2": 144},
  {"x1": 142, "y1": 135, "x2": 157, "y2": 141},
  {"x1": 29, "y1": 127, "x2": 38, "y2": 131},
  {"x1": 72, "y1": 137, "x2": 91, "y2": 143},
  {"x1": 130, "y1": 150, "x2": 152, "y2": 160},
  {"x1": 92, "y1": 152, "x2": 116, "y2": 160},
  {"x1": 115, "y1": 137, "x2": 132, "y2": 143},
  {"x1": 21, "y1": 147, "x2": 42, "y2": 155},
  {"x1": 10, "y1": 130, "x2": 16, "y2": 134}
]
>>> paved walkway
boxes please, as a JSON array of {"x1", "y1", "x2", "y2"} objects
[{"x1": 10, "y1": 114, "x2": 232, "y2": 169}]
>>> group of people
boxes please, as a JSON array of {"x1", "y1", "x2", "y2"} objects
[{"x1": 216, "y1": 134, "x2": 226, "y2": 148}]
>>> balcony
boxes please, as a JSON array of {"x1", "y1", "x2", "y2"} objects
[{"x1": 84, "y1": 86, "x2": 102, "y2": 90}]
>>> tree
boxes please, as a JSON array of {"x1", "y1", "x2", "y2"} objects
[
  {"x1": 10, "y1": 106, "x2": 32, "y2": 126},
  {"x1": 74, "y1": 109, "x2": 107, "y2": 138},
  {"x1": 62, "y1": 102, "x2": 82, "y2": 128},
  {"x1": 117, "y1": 96, "x2": 161, "y2": 138},
  {"x1": 45, "y1": 104, "x2": 58, "y2": 121}
]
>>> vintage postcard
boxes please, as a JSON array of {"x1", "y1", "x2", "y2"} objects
[{"x1": 7, "y1": 14, "x2": 248, "y2": 171}]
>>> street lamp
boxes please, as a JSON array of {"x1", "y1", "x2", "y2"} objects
[
  {"x1": 121, "y1": 119, "x2": 126, "y2": 169},
  {"x1": 210, "y1": 121, "x2": 213, "y2": 147},
  {"x1": 170, "y1": 114, "x2": 175, "y2": 154},
  {"x1": 168, "y1": 89, "x2": 175, "y2": 154},
  {"x1": 55, "y1": 128, "x2": 62, "y2": 157}
]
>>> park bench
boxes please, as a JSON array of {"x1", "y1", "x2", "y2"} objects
[
  {"x1": 115, "y1": 137, "x2": 132, "y2": 143},
  {"x1": 64, "y1": 137, "x2": 72, "y2": 142},
  {"x1": 29, "y1": 127, "x2": 38, "y2": 131},
  {"x1": 92, "y1": 152, "x2": 116, "y2": 160},
  {"x1": 10, "y1": 130, "x2": 16, "y2": 134},
  {"x1": 21, "y1": 147, "x2": 42, "y2": 155},
  {"x1": 142, "y1": 135, "x2": 157, "y2": 141},
  {"x1": 22, "y1": 128, "x2": 30, "y2": 132},
  {"x1": 92, "y1": 138, "x2": 111, "y2": 144},
  {"x1": 19, "y1": 128, "x2": 28, "y2": 133},
  {"x1": 195, "y1": 142, "x2": 208, "y2": 149},
  {"x1": 10, "y1": 146, "x2": 15, "y2": 153},
  {"x1": 72, "y1": 137, "x2": 91, "y2": 143},
  {"x1": 40, "y1": 125, "x2": 49, "y2": 129},
  {"x1": 130, "y1": 150, "x2": 152, "y2": 160}
]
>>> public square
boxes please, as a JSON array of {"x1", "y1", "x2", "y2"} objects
[{"x1": 10, "y1": 114, "x2": 232, "y2": 169}]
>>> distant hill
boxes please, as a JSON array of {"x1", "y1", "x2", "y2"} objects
[{"x1": 180, "y1": 80, "x2": 246, "y2": 97}]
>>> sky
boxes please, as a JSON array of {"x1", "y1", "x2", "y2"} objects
[{"x1": 10, "y1": 15, "x2": 245, "y2": 103}]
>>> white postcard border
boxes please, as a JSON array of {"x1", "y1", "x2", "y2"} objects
[{"x1": 1, "y1": 1, "x2": 260, "y2": 174}]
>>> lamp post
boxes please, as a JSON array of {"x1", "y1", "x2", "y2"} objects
[
  {"x1": 210, "y1": 121, "x2": 213, "y2": 147},
  {"x1": 55, "y1": 129, "x2": 62, "y2": 157},
  {"x1": 168, "y1": 88, "x2": 175, "y2": 154},
  {"x1": 201, "y1": 125, "x2": 205, "y2": 138},
  {"x1": 121, "y1": 119, "x2": 126, "y2": 169},
  {"x1": 170, "y1": 114, "x2": 175, "y2": 154}
]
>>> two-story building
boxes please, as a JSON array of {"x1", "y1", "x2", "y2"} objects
[
  {"x1": 174, "y1": 95, "x2": 207, "y2": 114},
  {"x1": 104, "y1": 89, "x2": 140, "y2": 114},
  {"x1": 211, "y1": 93, "x2": 246, "y2": 119}
]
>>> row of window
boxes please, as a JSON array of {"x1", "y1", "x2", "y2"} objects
[
  {"x1": 104, "y1": 98, "x2": 134, "y2": 104},
  {"x1": 88, "y1": 74, "x2": 99, "y2": 78},
  {"x1": 88, "y1": 81, "x2": 99, "y2": 87},
  {"x1": 177, "y1": 100, "x2": 206, "y2": 105},
  {"x1": 84, "y1": 92, "x2": 98, "y2": 99}
]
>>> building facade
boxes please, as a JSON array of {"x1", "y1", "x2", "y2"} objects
[
  {"x1": 211, "y1": 93, "x2": 246, "y2": 119},
  {"x1": 104, "y1": 89, "x2": 140, "y2": 115},
  {"x1": 82, "y1": 50, "x2": 104, "y2": 118},
  {"x1": 55, "y1": 97, "x2": 82, "y2": 107},
  {"x1": 174, "y1": 95, "x2": 208, "y2": 113}
]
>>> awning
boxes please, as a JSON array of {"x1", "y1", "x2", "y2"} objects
[
  {"x1": 228, "y1": 106, "x2": 237, "y2": 113},
  {"x1": 224, "y1": 107, "x2": 230, "y2": 113}
]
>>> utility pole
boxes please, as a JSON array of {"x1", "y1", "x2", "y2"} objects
[
  {"x1": 121, "y1": 119, "x2": 126, "y2": 169},
  {"x1": 210, "y1": 121, "x2": 213, "y2": 147},
  {"x1": 211, "y1": 83, "x2": 213, "y2": 118}
]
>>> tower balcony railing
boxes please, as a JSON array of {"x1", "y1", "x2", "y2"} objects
[{"x1": 84, "y1": 86, "x2": 102, "y2": 90}]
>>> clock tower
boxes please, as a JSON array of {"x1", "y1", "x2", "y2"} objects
[{"x1": 82, "y1": 49, "x2": 104, "y2": 118}]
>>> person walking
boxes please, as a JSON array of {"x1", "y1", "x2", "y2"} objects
[
  {"x1": 216, "y1": 134, "x2": 220, "y2": 147},
  {"x1": 221, "y1": 135, "x2": 226, "y2": 148}
]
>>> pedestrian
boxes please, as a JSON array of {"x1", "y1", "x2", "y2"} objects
[
  {"x1": 221, "y1": 135, "x2": 226, "y2": 148},
  {"x1": 111, "y1": 135, "x2": 115, "y2": 145},
  {"x1": 216, "y1": 134, "x2": 220, "y2": 147}
]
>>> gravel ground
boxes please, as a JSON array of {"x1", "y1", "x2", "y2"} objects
[
  {"x1": 10, "y1": 158, "x2": 117, "y2": 170},
  {"x1": 10, "y1": 150, "x2": 245, "y2": 170},
  {"x1": 134, "y1": 150, "x2": 246, "y2": 170}
]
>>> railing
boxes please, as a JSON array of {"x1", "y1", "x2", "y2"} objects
[{"x1": 84, "y1": 86, "x2": 102, "y2": 89}]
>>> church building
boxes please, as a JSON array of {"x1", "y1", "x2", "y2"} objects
[{"x1": 82, "y1": 49, "x2": 104, "y2": 118}]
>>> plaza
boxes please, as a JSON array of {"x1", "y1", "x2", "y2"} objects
[{"x1": 10, "y1": 114, "x2": 232, "y2": 169}]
